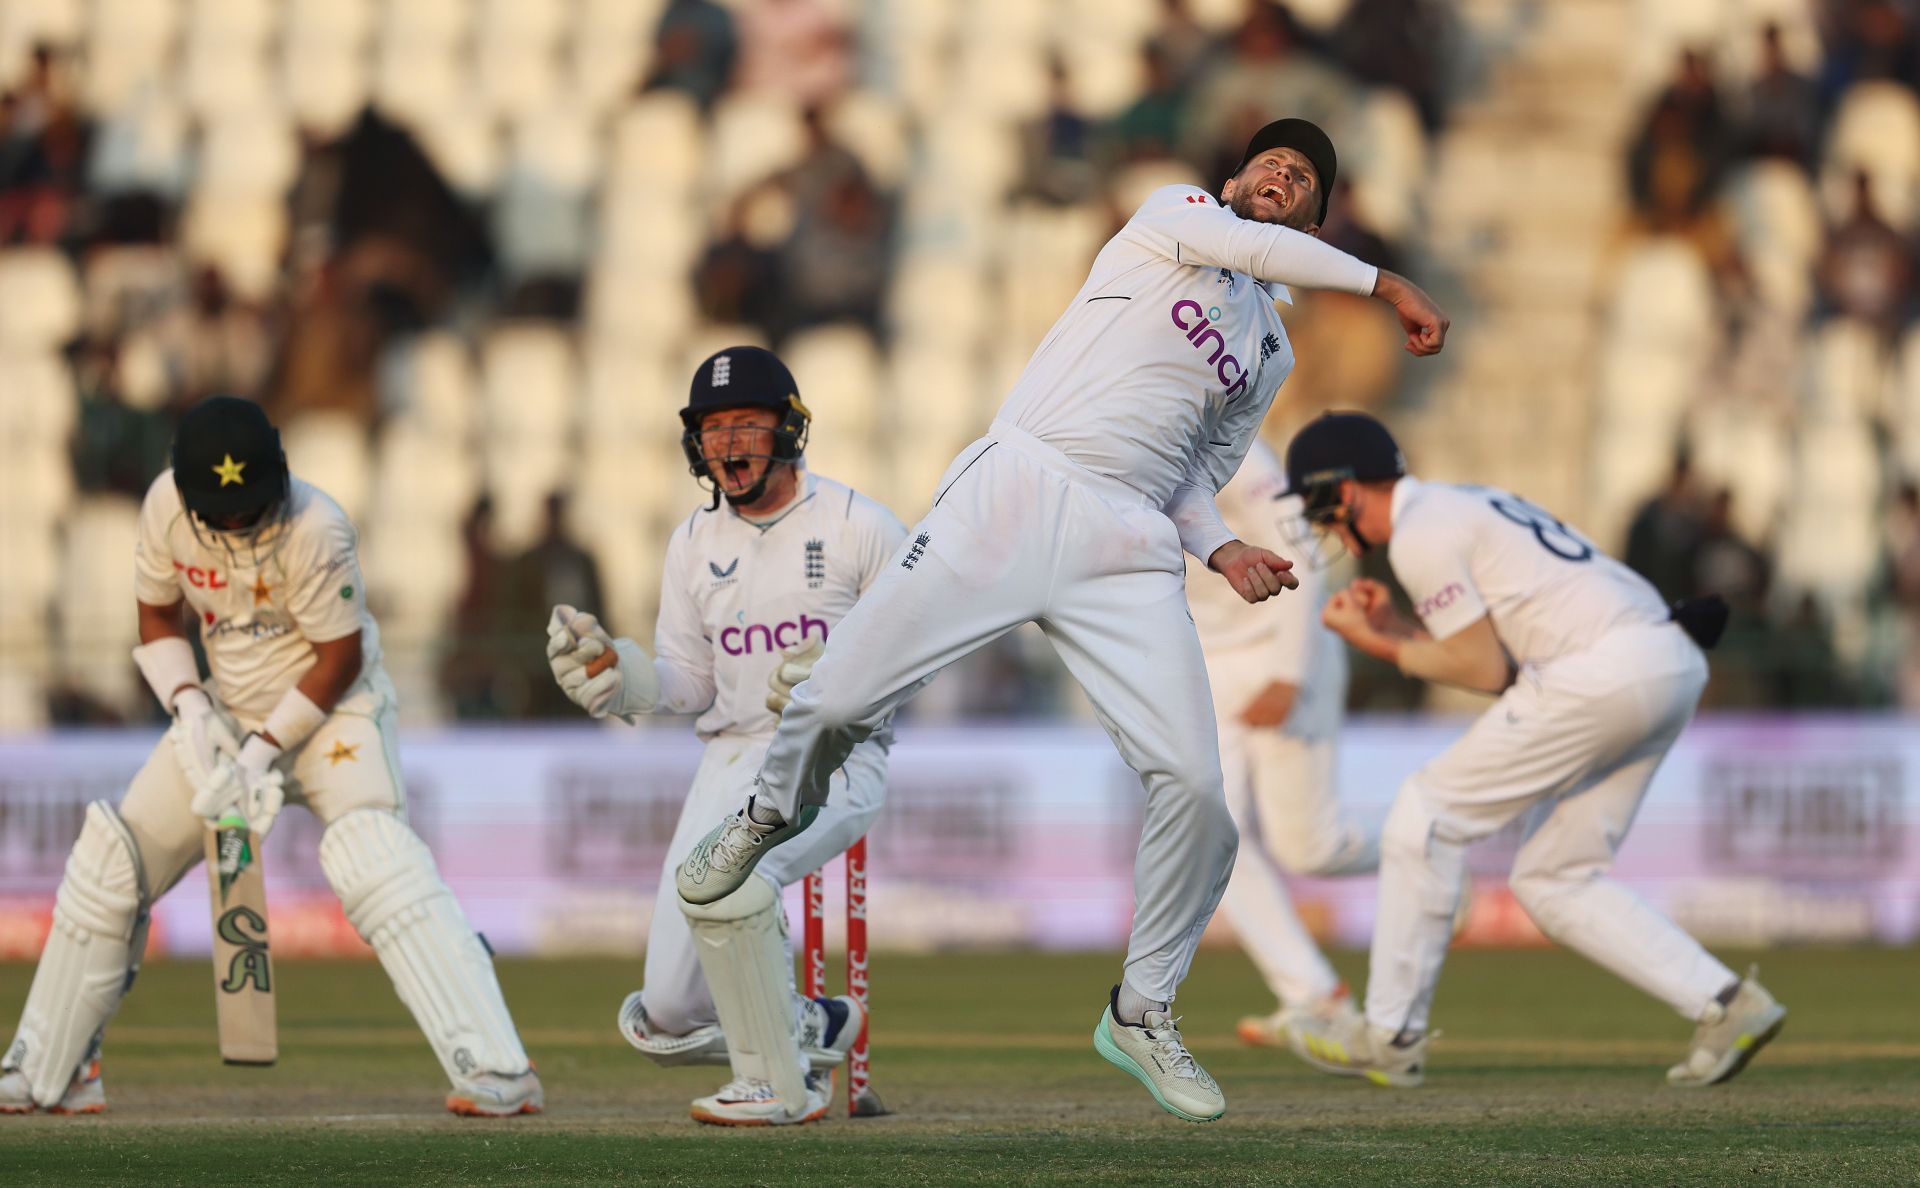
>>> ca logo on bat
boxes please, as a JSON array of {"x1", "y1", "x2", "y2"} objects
[{"x1": 217, "y1": 906, "x2": 271, "y2": 993}]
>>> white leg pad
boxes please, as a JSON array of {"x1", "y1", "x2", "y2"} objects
[
  {"x1": 4, "y1": 802, "x2": 148, "y2": 1106},
  {"x1": 318, "y1": 809, "x2": 530, "y2": 1083},
  {"x1": 679, "y1": 877, "x2": 810, "y2": 1120}
]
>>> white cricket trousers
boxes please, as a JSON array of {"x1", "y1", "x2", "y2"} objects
[
  {"x1": 1366, "y1": 621, "x2": 1735, "y2": 1035},
  {"x1": 756, "y1": 422, "x2": 1239, "y2": 1004},
  {"x1": 642, "y1": 733, "x2": 885, "y2": 1035},
  {"x1": 1215, "y1": 726, "x2": 1376, "y2": 1007}
]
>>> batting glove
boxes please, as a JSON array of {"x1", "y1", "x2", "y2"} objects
[
  {"x1": 172, "y1": 687, "x2": 241, "y2": 785},
  {"x1": 193, "y1": 733, "x2": 286, "y2": 842},
  {"x1": 765, "y1": 638, "x2": 824, "y2": 715}
]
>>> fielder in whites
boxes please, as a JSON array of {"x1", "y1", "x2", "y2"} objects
[
  {"x1": 545, "y1": 347, "x2": 904, "y2": 1125},
  {"x1": 1279, "y1": 411, "x2": 1786, "y2": 1088},
  {"x1": 1185, "y1": 438, "x2": 1378, "y2": 1047},
  {"x1": 0, "y1": 397, "x2": 542, "y2": 1117},
  {"x1": 673, "y1": 118, "x2": 1448, "y2": 1122}
]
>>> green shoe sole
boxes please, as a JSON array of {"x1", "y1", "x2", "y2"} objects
[{"x1": 1091, "y1": 1011, "x2": 1223, "y2": 1124}]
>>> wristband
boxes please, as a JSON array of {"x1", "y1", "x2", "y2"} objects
[{"x1": 261, "y1": 687, "x2": 328, "y2": 752}]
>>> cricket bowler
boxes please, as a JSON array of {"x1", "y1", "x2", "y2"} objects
[{"x1": 673, "y1": 118, "x2": 1448, "y2": 1122}]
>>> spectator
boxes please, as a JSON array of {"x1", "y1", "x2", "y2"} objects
[
  {"x1": 1627, "y1": 50, "x2": 1733, "y2": 220},
  {"x1": 69, "y1": 337, "x2": 174, "y2": 499},
  {"x1": 1820, "y1": 0, "x2": 1920, "y2": 99},
  {"x1": 692, "y1": 195, "x2": 782, "y2": 335},
  {"x1": 1695, "y1": 488, "x2": 1770, "y2": 606},
  {"x1": 497, "y1": 494, "x2": 609, "y2": 719},
  {"x1": 1625, "y1": 453, "x2": 1708, "y2": 603},
  {"x1": 1104, "y1": 43, "x2": 1186, "y2": 166},
  {"x1": 1329, "y1": 0, "x2": 1453, "y2": 131},
  {"x1": 641, "y1": 0, "x2": 739, "y2": 114},
  {"x1": 1772, "y1": 592, "x2": 1845, "y2": 706},
  {"x1": 1737, "y1": 23, "x2": 1822, "y2": 169},
  {"x1": 0, "y1": 47, "x2": 86, "y2": 245},
  {"x1": 735, "y1": 0, "x2": 853, "y2": 108},
  {"x1": 1189, "y1": 3, "x2": 1355, "y2": 184},
  {"x1": 153, "y1": 266, "x2": 276, "y2": 404},
  {"x1": 1014, "y1": 57, "x2": 1096, "y2": 206},
  {"x1": 1147, "y1": 0, "x2": 1222, "y2": 95},
  {"x1": 440, "y1": 498, "x2": 519, "y2": 720},
  {"x1": 1889, "y1": 482, "x2": 1920, "y2": 707},
  {"x1": 1817, "y1": 168, "x2": 1914, "y2": 333},
  {"x1": 771, "y1": 107, "x2": 894, "y2": 339}
]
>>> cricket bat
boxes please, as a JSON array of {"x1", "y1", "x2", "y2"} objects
[{"x1": 206, "y1": 811, "x2": 276, "y2": 1065}]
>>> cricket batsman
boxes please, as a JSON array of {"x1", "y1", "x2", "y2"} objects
[
  {"x1": 1280, "y1": 411, "x2": 1787, "y2": 1088},
  {"x1": 544, "y1": 347, "x2": 905, "y2": 1125},
  {"x1": 1185, "y1": 437, "x2": 1378, "y2": 1046},
  {"x1": 672, "y1": 118, "x2": 1448, "y2": 1122},
  {"x1": 0, "y1": 397, "x2": 542, "y2": 1117}
]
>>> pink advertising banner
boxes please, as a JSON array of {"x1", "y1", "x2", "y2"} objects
[{"x1": 0, "y1": 717, "x2": 1913, "y2": 958}]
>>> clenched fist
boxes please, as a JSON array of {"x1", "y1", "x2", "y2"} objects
[{"x1": 1207, "y1": 539, "x2": 1300, "y2": 604}]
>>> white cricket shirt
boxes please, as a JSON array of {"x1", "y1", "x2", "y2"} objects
[
  {"x1": 134, "y1": 472, "x2": 385, "y2": 724},
  {"x1": 1185, "y1": 439, "x2": 1345, "y2": 739},
  {"x1": 1388, "y1": 476, "x2": 1671, "y2": 667},
  {"x1": 651, "y1": 472, "x2": 907, "y2": 739},
  {"x1": 993, "y1": 184, "x2": 1378, "y2": 564}
]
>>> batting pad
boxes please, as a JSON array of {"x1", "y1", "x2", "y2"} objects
[
  {"x1": 680, "y1": 877, "x2": 811, "y2": 1117},
  {"x1": 319, "y1": 810, "x2": 530, "y2": 1082},
  {"x1": 5, "y1": 802, "x2": 148, "y2": 1106}
]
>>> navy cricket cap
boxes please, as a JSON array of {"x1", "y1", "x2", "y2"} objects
[
  {"x1": 1237, "y1": 118, "x2": 1337, "y2": 224},
  {"x1": 171, "y1": 395, "x2": 289, "y2": 522},
  {"x1": 1283, "y1": 412, "x2": 1406, "y2": 502}
]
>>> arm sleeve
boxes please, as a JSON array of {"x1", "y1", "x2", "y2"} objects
[
  {"x1": 1161, "y1": 368, "x2": 1278, "y2": 564},
  {"x1": 1387, "y1": 518, "x2": 1488, "y2": 642},
  {"x1": 1123, "y1": 186, "x2": 1379, "y2": 295},
  {"x1": 284, "y1": 512, "x2": 367, "y2": 644},
  {"x1": 649, "y1": 528, "x2": 717, "y2": 715},
  {"x1": 133, "y1": 475, "x2": 183, "y2": 604}
]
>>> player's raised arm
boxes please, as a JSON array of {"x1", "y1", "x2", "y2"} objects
[{"x1": 1125, "y1": 119, "x2": 1448, "y2": 356}]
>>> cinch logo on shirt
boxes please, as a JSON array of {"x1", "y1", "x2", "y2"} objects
[
  {"x1": 720, "y1": 614, "x2": 828, "y2": 656},
  {"x1": 1417, "y1": 583, "x2": 1467, "y2": 619},
  {"x1": 1170, "y1": 300, "x2": 1250, "y2": 398}
]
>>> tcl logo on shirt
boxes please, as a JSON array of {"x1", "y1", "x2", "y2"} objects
[{"x1": 174, "y1": 561, "x2": 228, "y2": 589}]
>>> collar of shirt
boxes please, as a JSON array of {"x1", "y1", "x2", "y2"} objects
[
  {"x1": 1262, "y1": 280, "x2": 1293, "y2": 305},
  {"x1": 731, "y1": 469, "x2": 816, "y2": 533},
  {"x1": 1389, "y1": 473, "x2": 1422, "y2": 529}
]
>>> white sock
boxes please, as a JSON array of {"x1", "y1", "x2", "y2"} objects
[
  {"x1": 1115, "y1": 983, "x2": 1167, "y2": 1027},
  {"x1": 746, "y1": 796, "x2": 786, "y2": 828}
]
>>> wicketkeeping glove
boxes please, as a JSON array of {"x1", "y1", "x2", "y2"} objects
[
  {"x1": 547, "y1": 604, "x2": 656, "y2": 719},
  {"x1": 765, "y1": 638, "x2": 824, "y2": 715}
]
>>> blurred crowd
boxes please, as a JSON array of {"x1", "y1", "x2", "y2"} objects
[{"x1": 0, "y1": 0, "x2": 1910, "y2": 725}]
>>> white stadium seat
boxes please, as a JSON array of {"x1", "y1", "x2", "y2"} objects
[
  {"x1": 282, "y1": 41, "x2": 371, "y2": 136},
  {"x1": 406, "y1": 106, "x2": 504, "y2": 199},
  {"x1": 609, "y1": 93, "x2": 705, "y2": 196},
  {"x1": 285, "y1": 0, "x2": 373, "y2": 46},
  {"x1": 373, "y1": 37, "x2": 470, "y2": 128},
  {"x1": 1805, "y1": 318, "x2": 1894, "y2": 424},
  {"x1": 0, "y1": 249, "x2": 82, "y2": 351},
  {"x1": 86, "y1": 89, "x2": 191, "y2": 196},
  {"x1": 481, "y1": 323, "x2": 579, "y2": 440},
  {"x1": 384, "y1": 331, "x2": 479, "y2": 438},
  {"x1": 783, "y1": 324, "x2": 883, "y2": 438},
  {"x1": 197, "y1": 108, "x2": 300, "y2": 199},
  {"x1": 180, "y1": 191, "x2": 287, "y2": 301},
  {"x1": 707, "y1": 93, "x2": 808, "y2": 203},
  {"x1": 180, "y1": 36, "x2": 274, "y2": 119},
  {"x1": 282, "y1": 411, "x2": 375, "y2": 525}
]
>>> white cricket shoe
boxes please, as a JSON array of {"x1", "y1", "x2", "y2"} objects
[
  {"x1": 799, "y1": 994, "x2": 866, "y2": 1068},
  {"x1": 617, "y1": 992, "x2": 729, "y2": 1067},
  {"x1": 690, "y1": 1074, "x2": 830, "y2": 1127},
  {"x1": 0, "y1": 1058, "x2": 104, "y2": 1115},
  {"x1": 1238, "y1": 985, "x2": 1359, "y2": 1049},
  {"x1": 447, "y1": 1068, "x2": 544, "y2": 1117},
  {"x1": 675, "y1": 801, "x2": 814, "y2": 906},
  {"x1": 1286, "y1": 1009, "x2": 1426, "y2": 1088},
  {"x1": 1092, "y1": 988, "x2": 1225, "y2": 1123},
  {"x1": 1668, "y1": 969, "x2": 1787, "y2": 1089}
]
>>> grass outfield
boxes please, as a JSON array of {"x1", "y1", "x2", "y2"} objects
[{"x1": 2, "y1": 946, "x2": 1917, "y2": 1185}]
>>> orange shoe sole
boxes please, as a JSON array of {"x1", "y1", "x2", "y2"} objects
[{"x1": 446, "y1": 1096, "x2": 541, "y2": 1117}]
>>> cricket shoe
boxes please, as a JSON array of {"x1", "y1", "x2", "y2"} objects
[
  {"x1": 690, "y1": 1074, "x2": 830, "y2": 1127},
  {"x1": 1237, "y1": 985, "x2": 1360, "y2": 1049},
  {"x1": 1092, "y1": 987, "x2": 1225, "y2": 1123},
  {"x1": 0, "y1": 1058, "x2": 105, "y2": 1115},
  {"x1": 799, "y1": 994, "x2": 866, "y2": 1069},
  {"x1": 617, "y1": 992, "x2": 729, "y2": 1067},
  {"x1": 675, "y1": 799, "x2": 817, "y2": 906},
  {"x1": 1667, "y1": 968, "x2": 1787, "y2": 1089},
  {"x1": 447, "y1": 1068, "x2": 544, "y2": 1117},
  {"x1": 1286, "y1": 1011, "x2": 1427, "y2": 1088}
]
